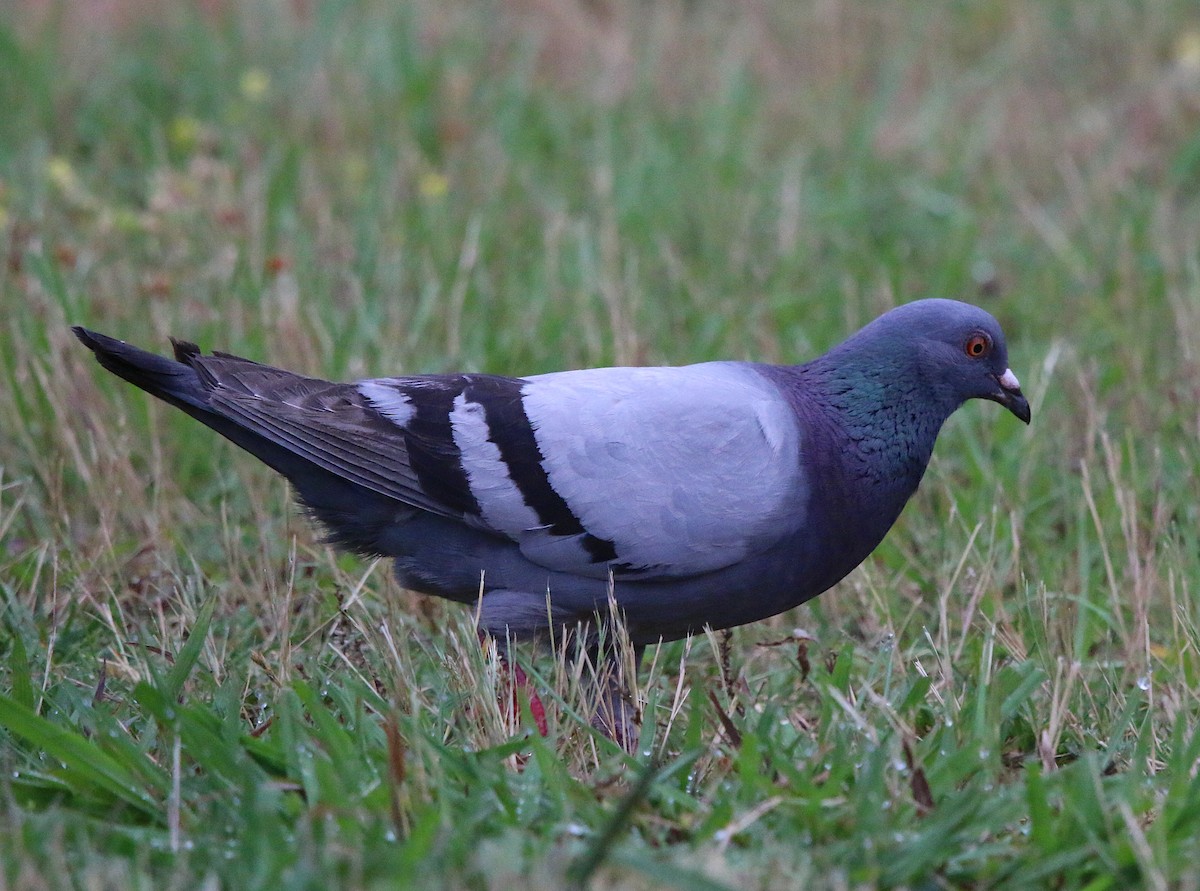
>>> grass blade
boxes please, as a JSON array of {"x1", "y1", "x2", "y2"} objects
[
  {"x1": 0, "y1": 691, "x2": 160, "y2": 820},
  {"x1": 164, "y1": 595, "x2": 216, "y2": 702}
]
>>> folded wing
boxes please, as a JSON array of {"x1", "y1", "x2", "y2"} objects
[
  {"x1": 78, "y1": 330, "x2": 808, "y2": 583},
  {"x1": 511, "y1": 363, "x2": 806, "y2": 578}
]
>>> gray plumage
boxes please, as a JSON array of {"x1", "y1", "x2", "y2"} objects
[{"x1": 73, "y1": 299, "x2": 1030, "y2": 650}]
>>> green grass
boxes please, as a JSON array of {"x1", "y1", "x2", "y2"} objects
[{"x1": 3, "y1": 0, "x2": 1200, "y2": 887}]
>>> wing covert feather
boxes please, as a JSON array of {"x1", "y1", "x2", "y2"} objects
[{"x1": 515, "y1": 362, "x2": 806, "y2": 578}]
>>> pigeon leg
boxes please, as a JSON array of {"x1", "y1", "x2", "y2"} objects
[
  {"x1": 589, "y1": 642, "x2": 645, "y2": 751},
  {"x1": 479, "y1": 630, "x2": 549, "y2": 737},
  {"x1": 508, "y1": 660, "x2": 549, "y2": 737}
]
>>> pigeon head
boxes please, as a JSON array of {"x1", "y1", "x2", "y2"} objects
[{"x1": 831, "y1": 298, "x2": 1031, "y2": 425}]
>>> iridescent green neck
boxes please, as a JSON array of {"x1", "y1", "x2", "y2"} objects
[{"x1": 804, "y1": 345, "x2": 953, "y2": 490}]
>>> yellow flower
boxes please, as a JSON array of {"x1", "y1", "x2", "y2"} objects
[
  {"x1": 418, "y1": 171, "x2": 449, "y2": 200},
  {"x1": 45, "y1": 156, "x2": 98, "y2": 211},
  {"x1": 46, "y1": 156, "x2": 78, "y2": 192},
  {"x1": 1176, "y1": 30, "x2": 1200, "y2": 72},
  {"x1": 169, "y1": 116, "x2": 202, "y2": 152},
  {"x1": 239, "y1": 68, "x2": 270, "y2": 102}
]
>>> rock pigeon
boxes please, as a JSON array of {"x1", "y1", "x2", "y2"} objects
[{"x1": 73, "y1": 298, "x2": 1030, "y2": 742}]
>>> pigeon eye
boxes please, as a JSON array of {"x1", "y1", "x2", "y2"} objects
[{"x1": 964, "y1": 334, "x2": 990, "y2": 358}]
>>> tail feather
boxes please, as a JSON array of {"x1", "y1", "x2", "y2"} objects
[
  {"x1": 72, "y1": 326, "x2": 310, "y2": 474},
  {"x1": 73, "y1": 327, "x2": 209, "y2": 412},
  {"x1": 72, "y1": 326, "x2": 404, "y2": 556}
]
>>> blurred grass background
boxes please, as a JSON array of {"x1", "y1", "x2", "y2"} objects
[{"x1": 2, "y1": 0, "x2": 1200, "y2": 888}]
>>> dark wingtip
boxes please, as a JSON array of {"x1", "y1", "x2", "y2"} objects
[
  {"x1": 72, "y1": 325, "x2": 138, "y2": 358},
  {"x1": 170, "y1": 336, "x2": 202, "y2": 363},
  {"x1": 70, "y1": 325, "x2": 201, "y2": 394},
  {"x1": 72, "y1": 325, "x2": 106, "y2": 351},
  {"x1": 73, "y1": 326, "x2": 201, "y2": 365}
]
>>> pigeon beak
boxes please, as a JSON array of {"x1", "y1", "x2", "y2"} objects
[{"x1": 989, "y1": 368, "x2": 1031, "y2": 424}]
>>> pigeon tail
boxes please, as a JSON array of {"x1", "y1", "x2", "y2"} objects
[
  {"x1": 72, "y1": 327, "x2": 404, "y2": 556},
  {"x1": 73, "y1": 327, "x2": 210, "y2": 412}
]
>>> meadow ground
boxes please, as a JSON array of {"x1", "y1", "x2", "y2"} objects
[{"x1": 3, "y1": 1, "x2": 1200, "y2": 888}]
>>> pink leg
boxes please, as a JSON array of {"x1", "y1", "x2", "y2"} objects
[
  {"x1": 480, "y1": 631, "x2": 549, "y2": 737},
  {"x1": 509, "y1": 662, "x2": 549, "y2": 737}
]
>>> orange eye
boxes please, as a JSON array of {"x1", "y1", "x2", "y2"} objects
[{"x1": 964, "y1": 334, "x2": 990, "y2": 358}]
